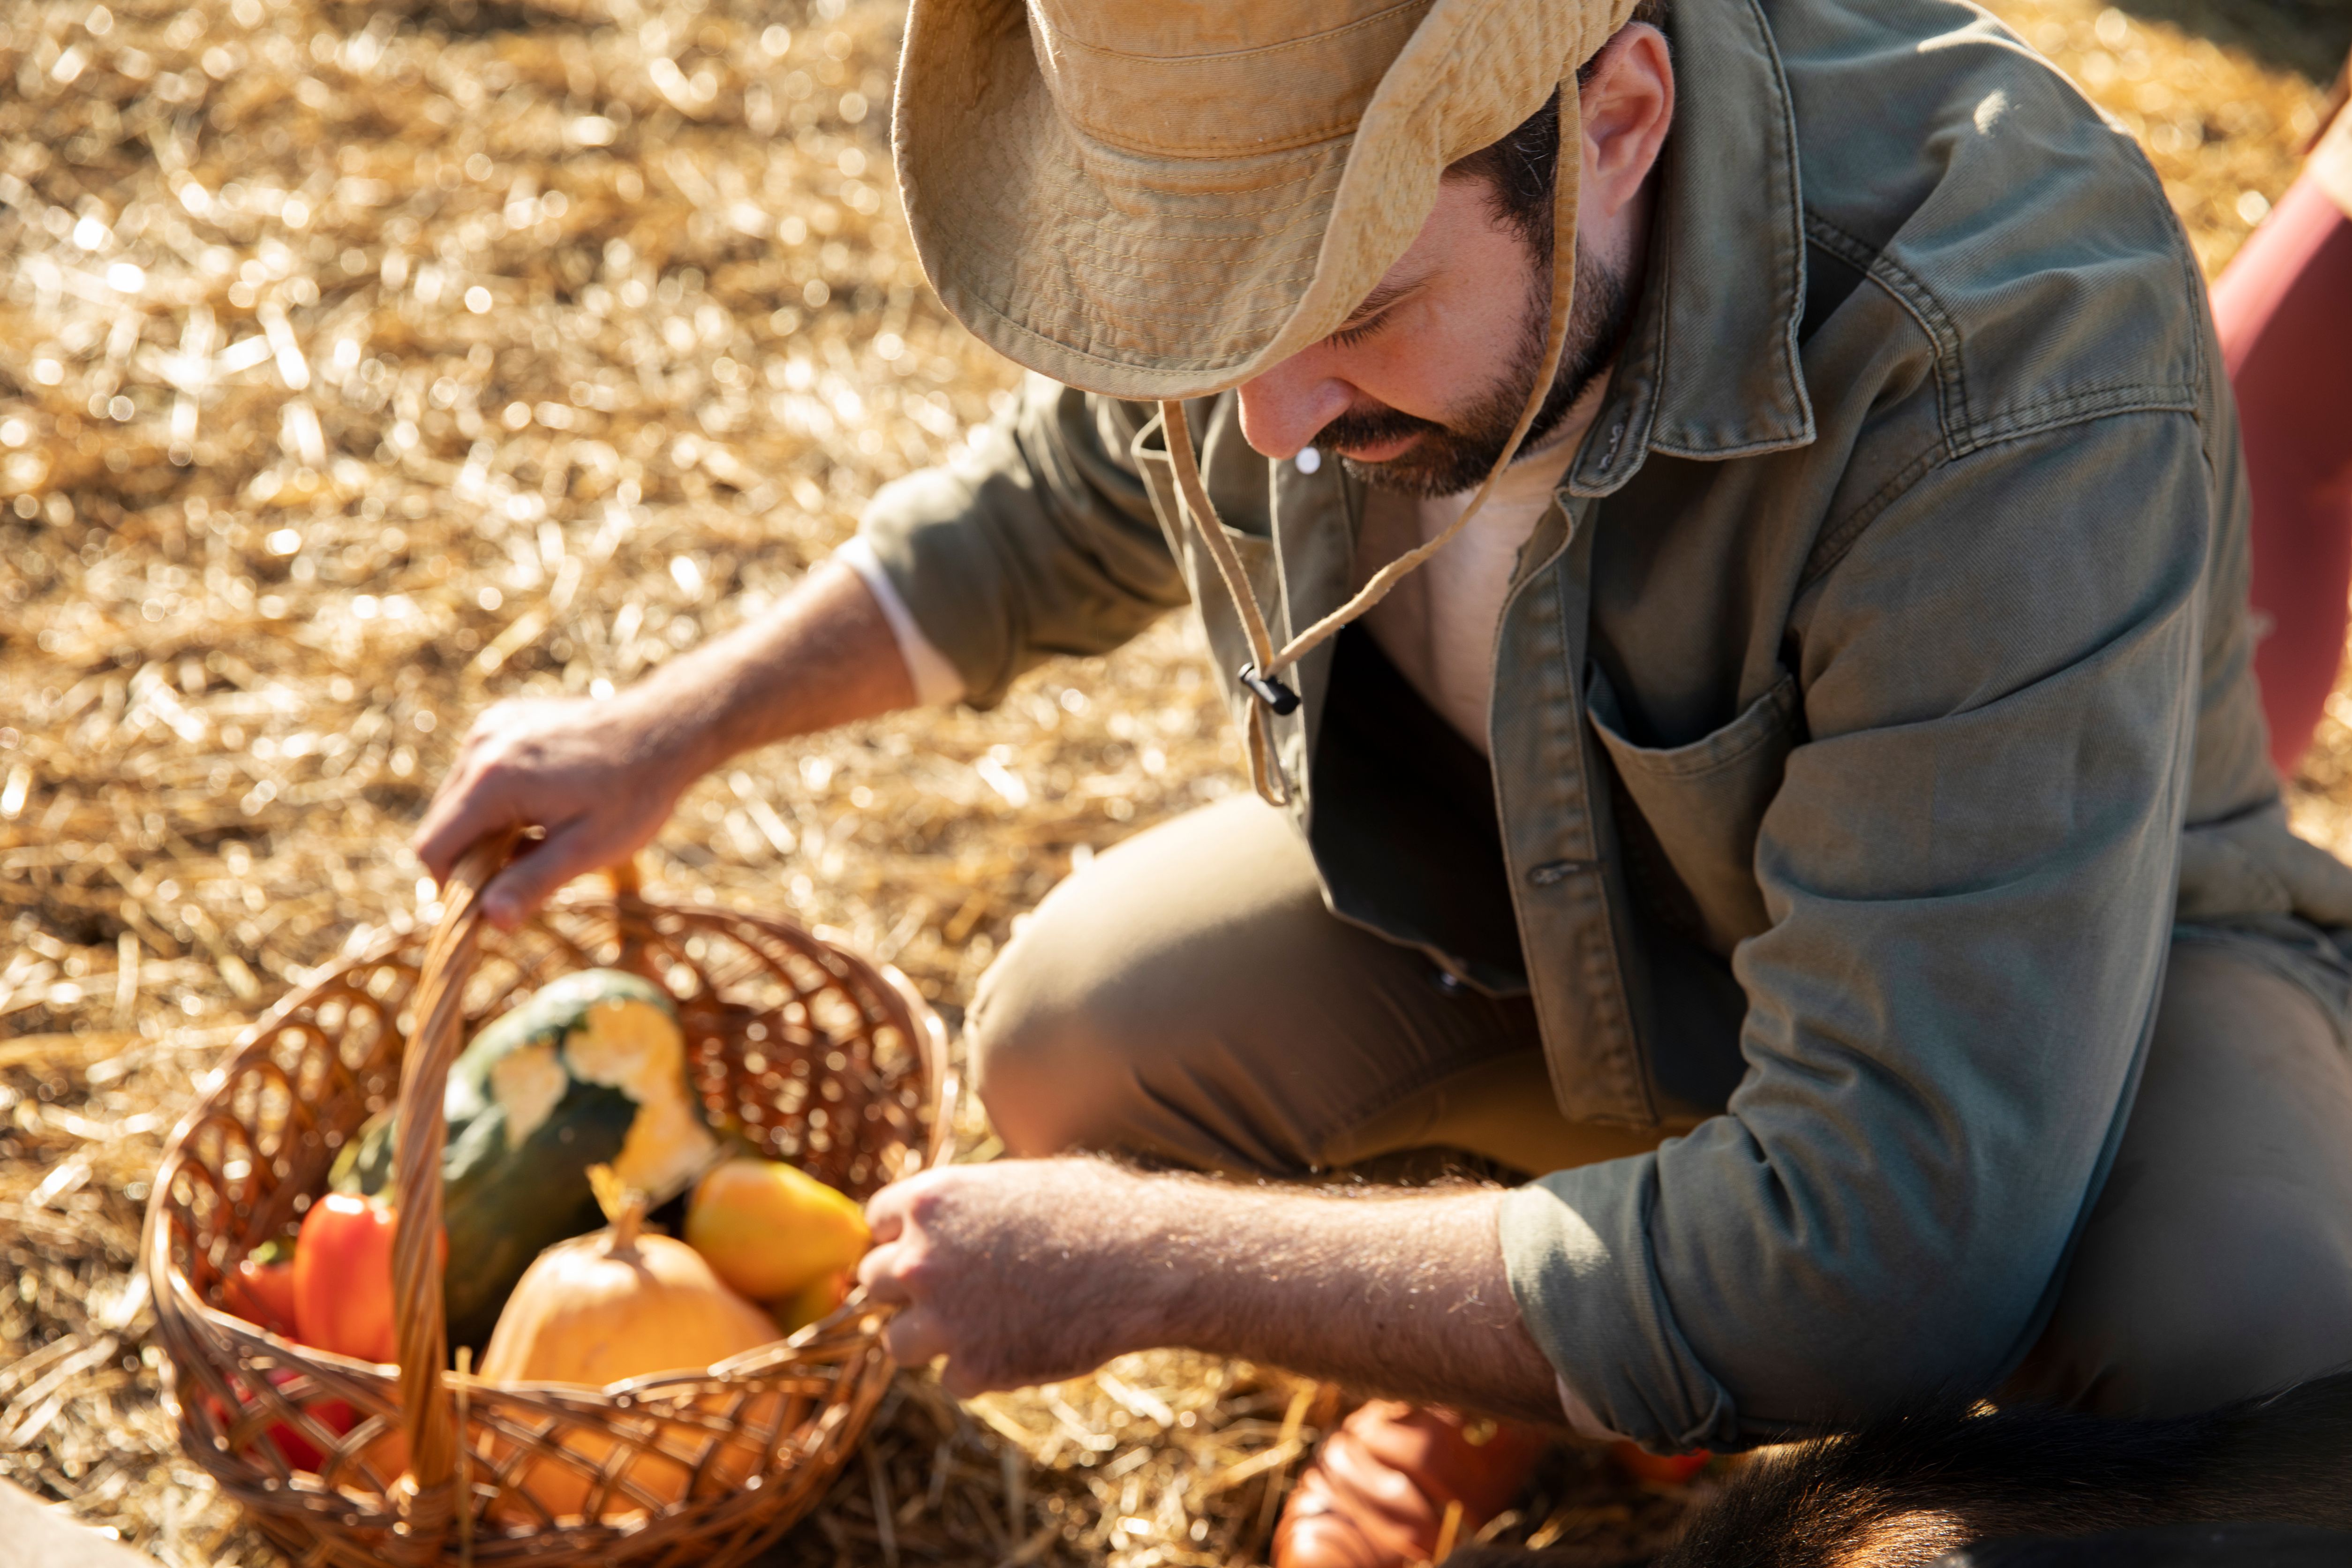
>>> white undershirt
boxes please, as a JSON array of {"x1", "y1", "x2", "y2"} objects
[
  {"x1": 1355, "y1": 437, "x2": 1579, "y2": 755},
  {"x1": 840, "y1": 439, "x2": 1578, "y2": 754}
]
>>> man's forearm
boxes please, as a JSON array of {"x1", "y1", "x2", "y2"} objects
[
  {"x1": 1141, "y1": 1179, "x2": 1566, "y2": 1425},
  {"x1": 863, "y1": 1161, "x2": 1567, "y2": 1425},
  {"x1": 622, "y1": 556, "x2": 918, "y2": 777},
  {"x1": 418, "y1": 553, "x2": 927, "y2": 921}
]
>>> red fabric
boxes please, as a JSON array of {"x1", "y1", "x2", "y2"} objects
[{"x1": 2211, "y1": 168, "x2": 2352, "y2": 777}]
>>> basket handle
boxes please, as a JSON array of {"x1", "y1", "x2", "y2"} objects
[
  {"x1": 388, "y1": 829, "x2": 522, "y2": 1545},
  {"x1": 607, "y1": 854, "x2": 653, "y2": 977}
]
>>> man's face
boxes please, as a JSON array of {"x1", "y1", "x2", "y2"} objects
[
  {"x1": 1234, "y1": 24, "x2": 1673, "y2": 497},
  {"x1": 1237, "y1": 176, "x2": 1635, "y2": 500},
  {"x1": 1323, "y1": 190, "x2": 1633, "y2": 498}
]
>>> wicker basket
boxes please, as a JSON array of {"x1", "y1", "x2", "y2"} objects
[{"x1": 143, "y1": 838, "x2": 950, "y2": 1567}]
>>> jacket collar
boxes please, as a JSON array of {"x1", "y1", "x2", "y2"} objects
[{"x1": 1570, "y1": 0, "x2": 1815, "y2": 498}]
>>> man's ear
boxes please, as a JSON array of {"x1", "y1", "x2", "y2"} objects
[{"x1": 1580, "y1": 23, "x2": 1674, "y2": 221}]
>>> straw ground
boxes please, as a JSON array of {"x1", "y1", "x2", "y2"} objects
[{"x1": 1, "y1": 0, "x2": 2346, "y2": 1562}]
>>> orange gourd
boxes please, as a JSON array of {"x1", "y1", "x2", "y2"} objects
[{"x1": 479, "y1": 1167, "x2": 781, "y2": 1523}]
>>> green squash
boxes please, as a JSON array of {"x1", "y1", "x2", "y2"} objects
[{"x1": 331, "y1": 968, "x2": 720, "y2": 1348}]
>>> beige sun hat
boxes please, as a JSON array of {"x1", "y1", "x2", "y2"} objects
[
  {"x1": 893, "y1": 0, "x2": 1642, "y2": 802},
  {"x1": 893, "y1": 0, "x2": 1637, "y2": 402}
]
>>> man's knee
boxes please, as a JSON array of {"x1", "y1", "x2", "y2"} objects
[
  {"x1": 966, "y1": 911, "x2": 1166, "y2": 1158},
  {"x1": 964, "y1": 797, "x2": 1322, "y2": 1163},
  {"x1": 963, "y1": 793, "x2": 1535, "y2": 1175}
]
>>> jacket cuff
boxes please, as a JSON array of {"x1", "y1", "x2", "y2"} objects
[
  {"x1": 1498, "y1": 1162, "x2": 1742, "y2": 1452},
  {"x1": 852, "y1": 430, "x2": 1030, "y2": 708},
  {"x1": 834, "y1": 537, "x2": 967, "y2": 706}
]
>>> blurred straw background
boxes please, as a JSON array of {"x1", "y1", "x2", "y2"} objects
[{"x1": 1, "y1": 0, "x2": 2347, "y2": 1562}]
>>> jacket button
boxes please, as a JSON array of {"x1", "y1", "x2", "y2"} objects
[{"x1": 1528, "y1": 860, "x2": 1579, "y2": 886}]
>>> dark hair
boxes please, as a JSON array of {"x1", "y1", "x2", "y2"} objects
[{"x1": 1445, "y1": 0, "x2": 1668, "y2": 256}]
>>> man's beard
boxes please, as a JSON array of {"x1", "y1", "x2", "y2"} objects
[{"x1": 1320, "y1": 247, "x2": 1636, "y2": 499}]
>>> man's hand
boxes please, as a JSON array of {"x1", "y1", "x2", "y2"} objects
[
  {"x1": 414, "y1": 692, "x2": 696, "y2": 929},
  {"x1": 410, "y1": 557, "x2": 919, "y2": 929},
  {"x1": 860, "y1": 1160, "x2": 1168, "y2": 1396},
  {"x1": 859, "y1": 1157, "x2": 1567, "y2": 1424}
]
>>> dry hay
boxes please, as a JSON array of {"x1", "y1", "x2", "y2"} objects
[{"x1": 0, "y1": 0, "x2": 2343, "y2": 1563}]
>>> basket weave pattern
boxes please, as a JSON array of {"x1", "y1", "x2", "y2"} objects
[{"x1": 143, "y1": 845, "x2": 947, "y2": 1568}]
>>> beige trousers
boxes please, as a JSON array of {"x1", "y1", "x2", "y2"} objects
[{"x1": 970, "y1": 796, "x2": 2352, "y2": 1419}]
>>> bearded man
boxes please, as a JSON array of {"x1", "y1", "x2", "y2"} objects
[{"x1": 417, "y1": 0, "x2": 2352, "y2": 1561}]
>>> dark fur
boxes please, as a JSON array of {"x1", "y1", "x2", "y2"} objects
[
  {"x1": 1928, "y1": 1522, "x2": 2352, "y2": 1567},
  {"x1": 1659, "y1": 1371, "x2": 2352, "y2": 1568},
  {"x1": 1451, "y1": 1371, "x2": 2352, "y2": 1568}
]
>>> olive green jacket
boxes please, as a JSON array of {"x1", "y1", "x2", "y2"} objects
[{"x1": 858, "y1": 0, "x2": 2352, "y2": 1446}]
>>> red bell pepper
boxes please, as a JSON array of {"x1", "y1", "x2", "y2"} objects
[
  {"x1": 292, "y1": 1193, "x2": 442, "y2": 1364},
  {"x1": 221, "y1": 1257, "x2": 301, "y2": 1338}
]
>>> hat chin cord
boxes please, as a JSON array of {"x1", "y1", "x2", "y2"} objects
[{"x1": 1160, "y1": 71, "x2": 1587, "y2": 809}]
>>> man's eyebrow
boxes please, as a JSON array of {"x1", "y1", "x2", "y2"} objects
[{"x1": 1337, "y1": 266, "x2": 1432, "y2": 329}]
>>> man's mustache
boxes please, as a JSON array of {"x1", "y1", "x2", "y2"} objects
[{"x1": 1312, "y1": 401, "x2": 1446, "y2": 456}]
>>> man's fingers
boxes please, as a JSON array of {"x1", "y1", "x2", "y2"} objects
[
  {"x1": 862, "y1": 1185, "x2": 910, "y2": 1242},
  {"x1": 475, "y1": 820, "x2": 606, "y2": 930},
  {"x1": 882, "y1": 1305, "x2": 951, "y2": 1368},
  {"x1": 857, "y1": 1239, "x2": 913, "y2": 1301},
  {"x1": 411, "y1": 762, "x2": 519, "y2": 882}
]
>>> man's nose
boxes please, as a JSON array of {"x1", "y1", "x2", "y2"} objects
[{"x1": 1235, "y1": 355, "x2": 1354, "y2": 461}]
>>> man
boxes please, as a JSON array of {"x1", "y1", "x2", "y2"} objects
[{"x1": 417, "y1": 0, "x2": 2352, "y2": 1562}]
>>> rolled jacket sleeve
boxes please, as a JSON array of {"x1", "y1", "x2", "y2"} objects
[
  {"x1": 853, "y1": 373, "x2": 1192, "y2": 708},
  {"x1": 1501, "y1": 410, "x2": 2212, "y2": 1448}
]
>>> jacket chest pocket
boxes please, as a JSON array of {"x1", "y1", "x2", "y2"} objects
[{"x1": 1586, "y1": 666, "x2": 1801, "y2": 957}]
